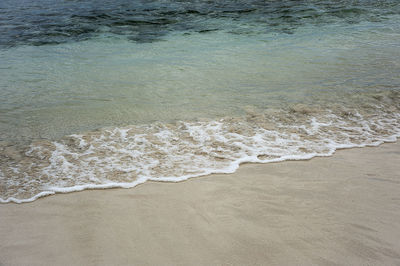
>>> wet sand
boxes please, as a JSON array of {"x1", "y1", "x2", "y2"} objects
[{"x1": 1, "y1": 142, "x2": 400, "y2": 266}]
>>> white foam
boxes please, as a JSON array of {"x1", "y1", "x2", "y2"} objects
[
  {"x1": 0, "y1": 191, "x2": 56, "y2": 204},
  {"x1": 1, "y1": 103, "x2": 399, "y2": 203}
]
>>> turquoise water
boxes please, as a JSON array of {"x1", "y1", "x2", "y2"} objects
[{"x1": 1, "y1": 0, "x2": 400, "y2": 202}]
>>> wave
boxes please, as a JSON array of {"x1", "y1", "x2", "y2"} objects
[{"x1": 1, "y1": 90, "x2": 399, "y2": 203}]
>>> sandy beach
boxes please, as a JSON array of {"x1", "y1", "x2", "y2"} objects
[
  {"x1": 1, "y1": 142, "x2": 399, "y2": 266},
  {"x1": 1, "y1": 1, "x2": 400, "y2": 265}
]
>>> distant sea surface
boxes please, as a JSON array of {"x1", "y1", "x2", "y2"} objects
[{"x1": 1, "y1": 0, "x2": 400, "y2": 202}]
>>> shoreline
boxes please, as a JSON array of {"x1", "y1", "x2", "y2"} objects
[
  {"x1": 1, "y1": 142, "x2": 400, "y2": 265},
  {"x1": 2, "y1": 136, "x2": 399, "y2": 204}
]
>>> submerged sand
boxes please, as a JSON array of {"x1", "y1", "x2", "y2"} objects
[{"x1": 0, "y1": 142, "x2": 400, "y2": 265}]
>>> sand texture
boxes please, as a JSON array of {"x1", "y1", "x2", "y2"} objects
[{"x1": 1, "y1": 142, "x2": 400, "y2": 266}]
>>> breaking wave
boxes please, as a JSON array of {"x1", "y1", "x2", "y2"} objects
[{"x1": 1, "y1": 90, "x2": 399, "y2": 203}]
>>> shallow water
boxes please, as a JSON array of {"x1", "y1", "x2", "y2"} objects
[{"x1": 1, "y1": 0, "x2": 400, "y2": 202}]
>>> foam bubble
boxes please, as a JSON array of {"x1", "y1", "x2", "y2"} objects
[{"x1": 0, "y1": 91, "x2": 399, "y2": 203}]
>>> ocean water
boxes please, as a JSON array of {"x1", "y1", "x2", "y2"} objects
[{"x1": 1, "y1": 0, "x2": 400, "y2": 203}]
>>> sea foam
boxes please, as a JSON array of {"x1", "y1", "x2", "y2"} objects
[{"x1": 0, "y1": 91, "x2": 399, "y2": 203}]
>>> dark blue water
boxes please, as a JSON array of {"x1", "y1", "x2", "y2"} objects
[{"x1": 1, "y1": 0, "x2": 400, "y2": 47}]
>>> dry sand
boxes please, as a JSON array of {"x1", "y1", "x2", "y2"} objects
[{"x1": 1, "y1": 142, "x2": 400, "y2": 266}]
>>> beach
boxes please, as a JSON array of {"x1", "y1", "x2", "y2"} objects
[
  {"x1": 1, "y1": 142, "x2": 399, "y2": 266},
  {"x1": 1, "y1": 1, "x2": 400, "y2": 264}
]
